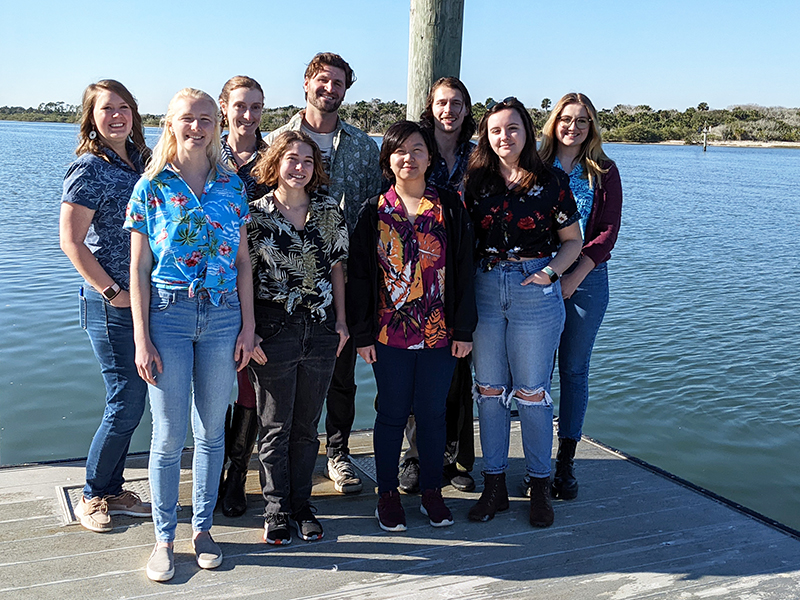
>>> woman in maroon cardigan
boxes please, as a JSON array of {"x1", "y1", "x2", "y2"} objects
[{"x1": 538, "y1": 93, "x2": 623, "y2": 500}]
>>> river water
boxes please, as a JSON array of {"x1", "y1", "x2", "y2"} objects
[{"x1": 1, "y1": 120, "x2": 798, "y2": 531}]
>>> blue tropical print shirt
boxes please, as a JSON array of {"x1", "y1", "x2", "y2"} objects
[
  {"x1": 124, "y1": 166, "x2": 250, "y2": 305},
  {"x1": 554, "y1": 157, "x2": 593, "y2": 237},
  {"x1": 61, "y1": 142, "x2": 146, "y2": 290}
]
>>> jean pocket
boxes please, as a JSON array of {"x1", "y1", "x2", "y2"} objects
[
  {"x1": 151, "y1": 288, "x2": 175, "y2": 311},
  {"x1": 79, "y1": 288, "x2": 87, "y2": 330},
  {"x1": 256, "y1": 317, "x2": 284, "y2": 344},
  {"x1": 222, "y1": 292, "x2": 241, "y2": 311}
]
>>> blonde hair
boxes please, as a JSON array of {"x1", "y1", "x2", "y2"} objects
[
  {"x1": 76, "y1": 79, "x2": 150, "y2": 163},
  {"x1": 144, "y1": 88, "x2": 224, "y2": 180},
  {"x1": 539, "y1": 93, "x2": 611, "y2": 189}
]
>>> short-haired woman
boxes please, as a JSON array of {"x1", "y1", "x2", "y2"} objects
[
  {"x1": 125, "y1": 88, "x2": 254, "y2": 582},
  {"x1": 538, "y1": 93, "x2": 622, "y2": 500},
  {"x1": 347, "y1": 120, "x2": 476, "y2": 532},
  {"x1": 464, "y1": 98, "x2": 582, "y2": 528}
]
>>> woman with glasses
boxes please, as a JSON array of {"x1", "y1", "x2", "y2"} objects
[
  {"x1": 538, "y1": 93, "x2": 622, "y2": 500},
  {"x1": 464, "y1": 98, "x2": 582, "y2": 528}
]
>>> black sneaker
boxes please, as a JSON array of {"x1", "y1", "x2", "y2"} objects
[
  {"x1": 398, "y1": 457, "x2": 420, "y2": 494},
  {"x1": 263, "y1": 512, "x2": 291, "y2": 545},
  {"x1": 291, "y1": 505, "x2": 323, "y2": 541},
  {"x1": 443, "y1": 463, "x2": 475, "y2": 492}
]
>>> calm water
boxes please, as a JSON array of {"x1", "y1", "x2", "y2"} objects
[{"x1": 1, "y1": 121, "x2": 798, "y2": 531}]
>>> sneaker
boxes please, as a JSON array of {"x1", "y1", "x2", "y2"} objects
[
  {"x1": 105, "y1": 490, "x2": 151, "y2": 517},
  {"x1": 375, "y1": 490, "x2": 406, "y2": 532},
  {"x1": 291, "y1": 505, "x2": 323, "y2": 541},
  {"x1": 398, "y1": 457, "x2": 420, "y2": 494},
  {"x1": 443, "y1": 463, "x2": 475, "y2": 492},
  {"x1": 146, "y1": 544, "x2": 174, "y2": 582},
  {"x1": 193, "y1": 531, "x2": 223, "y2": 569},
  {"x1": 324, "y1": 454, "x2": 363, "y2": 494},
  {"x1": 75, "y1": 496, "x2": 112, "y2": 533},
  {"x1": 263, "y1": 512, "x2": 292, "y2": 545},
  {"x1": 420, "y1": 488, "x2": 454, "y2": 527}
]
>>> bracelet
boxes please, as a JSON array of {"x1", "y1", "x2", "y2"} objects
[{"x1": 542, "y1": 266, "x2": 559, "y2": 283}]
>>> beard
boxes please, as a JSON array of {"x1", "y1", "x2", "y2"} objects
[{"x1": 308, "y1": 89, "x2": 343, "y2": 114}]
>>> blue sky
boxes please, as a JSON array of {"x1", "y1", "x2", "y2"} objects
[{"x1": 2, "y1": 0, "x2": 797, "y2": 114}]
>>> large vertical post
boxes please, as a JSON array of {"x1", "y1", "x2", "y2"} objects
[{"x1": 406, "y1": 0, "x2": 465, "y2": 121}]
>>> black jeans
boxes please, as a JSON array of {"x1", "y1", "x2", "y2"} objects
[
  {"x1": 445, "y1": 355, "x2": 475, "y2": 471},
  {"x1": 249, "y1": 304, "x2": 339, "y2": 515},
  {"x1": 324, "y1": 336, "x2": 357, "y2": 457}
]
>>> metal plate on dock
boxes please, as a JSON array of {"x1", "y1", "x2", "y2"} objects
[{"x1": 56, "y1": 477, "x2": 151, "y2": 526}]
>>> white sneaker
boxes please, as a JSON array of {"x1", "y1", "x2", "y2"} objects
[{"x1": 324, "y1": 454, "x2": 363, "y2": 494}]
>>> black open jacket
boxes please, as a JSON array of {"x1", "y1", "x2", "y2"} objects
[{"x1": 346, "y1": 186, "x2": 478, "y2": 349}]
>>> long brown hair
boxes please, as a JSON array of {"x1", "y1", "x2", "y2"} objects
[
  {"x1": 464, "y1": 97, "x2": 548, "y2": 199},
  {"x1": 419, "y1": 77, "x2": 476, "y2": 145},
  {"x1": 538, "y1": 92, "x2": 611, "y2": 189},
  {"x1": 76, "y1": 80, "x2": 150, "y2": 163},
  {"x1": 250, "y1": 130, "x2": 329, "y2": 193}
]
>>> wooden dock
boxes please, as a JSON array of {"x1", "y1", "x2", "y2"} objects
[{"x1": 1, "y1": 421, "x2": 799, "y2": 599}]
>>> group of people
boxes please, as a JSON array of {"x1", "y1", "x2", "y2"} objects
[{"x1": 59, "y1": 51, "x2": 622, "y2": 583}]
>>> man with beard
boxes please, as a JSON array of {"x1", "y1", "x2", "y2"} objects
[{"x1": 265, "y1": 52, "x2": 382, "y2": 494}]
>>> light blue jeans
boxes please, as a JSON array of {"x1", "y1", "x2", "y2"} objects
[
  {"x1": 472, "y1": 258, "x2": 565, "y2": 478},
  {"x1": 557, "y1": 261, "x2": 609, "y2": 441},
  {"x1": 147, "y1": 288, "x2": 241, "y2": 543}
]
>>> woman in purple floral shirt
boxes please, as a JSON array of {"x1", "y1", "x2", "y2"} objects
[
  {"x1": 125, "y1": 88, "x2": 254, "y2": 582},
  {"x1": 464, "y1": 98, "x2": 582, "y2": 529}
]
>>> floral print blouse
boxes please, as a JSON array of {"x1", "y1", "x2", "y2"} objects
[
  {"x1": 376, "y1": 185, "x2": 449, "y2": 350},
  {"x1": 124, "y1": 166, "x2": 249, "y2": 306},
  {"x1": 469, "y1": 170, "x2": 580, "y2": 270},
  {"x1": 247, "y1": 191, "x2": 348, "y2": 321}
]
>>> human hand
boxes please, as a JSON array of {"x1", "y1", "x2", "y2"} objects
[
  {"x1": 335, "y1": 321, "x2": 350, "y2": 357},
  {"x1": 135, "y1": 340, "x2": 162, "y2": 385},
  {"x1": 451, "y1": 341, "x2": 473, "y2": 358},
  {"x1": 234, "y1": 329, "x2": 255, "y2": 371},
  {"x1": 251, "y1": 334, "x2": 267, "y2": 365},
  {"x1": 521, "y1": 270, "x2": 553, "y2": 286},
  {"x1": 357, "y1": 345, "x2": 377, "y2": 364},
  {"x1": 109, "y1": 290, "x2": 131, "y2": 308}
]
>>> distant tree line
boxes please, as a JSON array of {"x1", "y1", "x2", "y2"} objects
[{"x1": 3, "y1": 100, "x2": 799, "y2": 143}]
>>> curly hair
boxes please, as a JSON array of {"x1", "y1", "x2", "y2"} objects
[{"x1": 250, "y1": 130, "x2": 329, "y2": 193}]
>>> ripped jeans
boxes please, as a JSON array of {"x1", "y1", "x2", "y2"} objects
[{"x1": 472, "y1": 258, "x2": 565, "y2": 478}]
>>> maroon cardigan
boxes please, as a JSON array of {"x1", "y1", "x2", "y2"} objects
[{"x1": 581, "y1": 161, "x2": 622, "y2": 266}]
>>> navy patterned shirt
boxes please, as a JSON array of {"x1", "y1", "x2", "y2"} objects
[
  {"x1": 61, "y1": 142, "x2": 146, "y2": 289},
  {"x1": 428, "y1": 140, "x2": 475, "y2": 193}
]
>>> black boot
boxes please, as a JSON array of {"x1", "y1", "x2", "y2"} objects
[
  {"x1": 529, "y1": 476, "x2": 554, "y2": 527},
  {"x1": 221, "y1": 404, "x2": 258, "y2": 517},
  {"x1": 552, "y1": 438, "x2": 579, "y2": 500},
  {"x1": 467, "y1": 472, "x2": 509, "y2": 522}
]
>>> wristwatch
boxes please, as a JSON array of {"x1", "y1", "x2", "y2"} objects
[
  {"x1": 542, "y1": 266, "x2": 560, "y2": 283},
  {"x1": 102, "y1": 282, "x2": 121, "y2": 301}
]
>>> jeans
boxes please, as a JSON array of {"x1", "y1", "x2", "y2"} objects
[
  {"x1": 472, "y1": 258, "x2": 565, "y2": 478},
  {"x1": 248, "y1": 304, "x2": 339, "y2": 515},
  {"x1": 372, "y1": 343, "x2": 456, "y2": 493},
  {"x1": 324, "y1": 337, "x2": 357, "y2": 457},
  {"x1": 80, "y1": 285, "x2": 148, "y2": 500},
  {"x1": 557, "y1": 261, "x2": 609, "y2": 441},
  {"x1": 147, "y1": 288, "x2": 241, "y2": 542}
]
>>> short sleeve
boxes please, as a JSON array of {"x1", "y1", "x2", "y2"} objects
[
  {"x1": 62, "y1": 158, "x2": 101, "y2": 210},
  {"x1": 123, "y1": 177, "x2": 150, "y2": 234}
]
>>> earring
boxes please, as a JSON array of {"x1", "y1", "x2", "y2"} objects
[{"x1": 88, "y1": 130, "x2": 97, "y2": 140}]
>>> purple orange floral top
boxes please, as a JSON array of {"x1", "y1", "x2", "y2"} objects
[
  {"x1": 376, "y1": 185, "x2": 449, "y2": 350},
  {"x1": 124, "y1": 165, "x2": 250, "y2": 306}
]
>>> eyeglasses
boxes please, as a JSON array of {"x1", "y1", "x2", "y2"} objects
[
  {"x1": 485, "y1": 96, "x2": 517, "y2": 111},
  {"x1": 558, "y1": 116, "x2": 592, "y2": 130}
]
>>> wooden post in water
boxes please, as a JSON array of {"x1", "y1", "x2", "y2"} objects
[
  {"x1": 702, "y1": 123, "x2": 709, "y2": 151},
  {"x1": 406, "y1": 0, "x2": 465, "y2": 121}
]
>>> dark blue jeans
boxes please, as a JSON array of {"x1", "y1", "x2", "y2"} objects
[
  {"x1": 557, "y1": 262, "x2": 610, "y2": 441},
  {"x1": 79, "y1": 284, "x2": 148, "y2": 500},
  {"x1": 372, "y1": 343, "x2": 456, "y2": 493},
  {"x1": 249, "y1": 304, "x2": 339, "y2": 515}
]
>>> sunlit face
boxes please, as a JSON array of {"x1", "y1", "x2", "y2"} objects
[
  {"x1": 487, "y1": 108, "x2": 526, "y2": 165},
  {"x1": 278, "y1": 141, "x2": 315, "y2": 190},
  {"x1": 555, "y1": 103, "x2": 590, "y2": 149},
  {"x1": 389, "y1": 132, "x2": 430, "y2": 183},
  {"x1": 303, "y1": 65, "x2": 347, "y2": 114},
  {"x1": 170, "y1": 97, "x2": 217, "y2": 154},
  {"x1": 431, "y1": 85, "x2": 466, "y2": 134},
  {"x1": 92, "y1": 90, "x2": 133, "y2": 145},
  {"x1": 222, "y1": 87, "x2": 263, "y2": 138}
]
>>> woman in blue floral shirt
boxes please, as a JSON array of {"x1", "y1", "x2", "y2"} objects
[
  {"x1": 60, "y1": 79, "x2": 152, "y2": 534},
  {"x1": 125, "y1": 88, "x2": 254, "y2": 582}
]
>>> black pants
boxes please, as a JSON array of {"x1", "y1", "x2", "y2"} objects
[
  {"x1": 324, "y1": 336, "x2": 357, "y2": 457},
  {"x1": 444, "y1": 355, "x2": 475, "y2": 471}
]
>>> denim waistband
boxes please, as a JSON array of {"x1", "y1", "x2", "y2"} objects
[{"x1": 478, "y1": 256, "x2": 551, "y2": 273}]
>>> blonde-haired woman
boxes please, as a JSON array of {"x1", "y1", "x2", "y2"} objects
[
  {"x1": 125, "y1": 88, "x2": 255, "y2": 581},
  {"x1": 538, "y1": 92, "x2": 622, "y2": 500},
  {"x1": 60, "y1": 79, "x2": 152, "y2": 533},
  {"x1": 217, "y1": 75, "x2": 268, "y2": 517}
]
